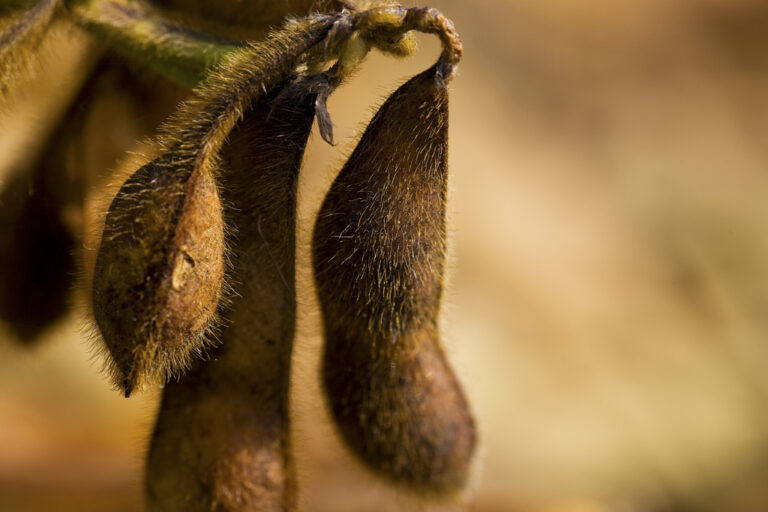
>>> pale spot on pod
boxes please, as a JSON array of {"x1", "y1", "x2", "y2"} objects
[{"x1": 171, "y1": 247, "x2": 195, "y2": 292}]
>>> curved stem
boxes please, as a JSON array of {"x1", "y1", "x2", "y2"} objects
[
  {"x1": 403, "y1": 7, "x2": 462, "y2": 66},
  {"x1": 348, "y1": 5, "x2": 463, "y2": 83}
]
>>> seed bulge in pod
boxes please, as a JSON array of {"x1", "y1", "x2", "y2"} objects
[
  {"x1": 92, "y1": 154, "x2": 225, "y2": 397},
  {"x1": 312, "y1": 62, "x2": 476, "y2": 492}
]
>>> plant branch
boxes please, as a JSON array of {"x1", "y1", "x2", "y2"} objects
[{"x1": 69, "y1": 0, "x2": 239, "y2": 88}]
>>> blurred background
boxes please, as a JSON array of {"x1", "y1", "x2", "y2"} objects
[{"x1": 1, "y1": 0, "x2": 768, "y2": 510}]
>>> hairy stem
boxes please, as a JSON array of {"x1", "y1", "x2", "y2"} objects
[{"x1": 69, "y1": 0, "x2": 239, "y2": 88}]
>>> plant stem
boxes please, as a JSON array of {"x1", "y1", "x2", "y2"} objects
[{"x1": 68, "y1": 0, "x2": 239, "y2": 88}]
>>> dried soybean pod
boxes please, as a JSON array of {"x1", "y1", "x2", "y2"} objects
[
  {"x1": 92, "y1": 152, "x2": 225, "y2": 396},
  {"x1": 312, "y1": 61, "x2": 476, "y2": 492},
  {"x1": 90, "y1": 14, "x2": 340, "y2": 396},
  {"x1": 146, "y1": 83, "x2": 315, "y2": 512}
]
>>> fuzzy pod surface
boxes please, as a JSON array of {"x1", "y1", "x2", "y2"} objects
[
  {"x1": 145, "y1": 82, "x2": 316, "y2": 512},
  {"x1": 91, "y1": 152, "x2": 225, "y2": 396},
  {"x1": 312, "y1": 62, "x2": 476, "y2": 492}
]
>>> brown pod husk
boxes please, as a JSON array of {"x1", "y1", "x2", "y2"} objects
[
  {"x1": 92, "y1": 153, "x2": 225, "y2": 396},
  {"x1": 145, "y1": 82, "x2": 316, "y2": 512},
  {"x1": 312, "y1": 62, "x2": 476, "y2": 492}
]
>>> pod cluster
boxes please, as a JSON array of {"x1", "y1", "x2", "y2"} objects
[
  {"x1": 90, "y1": 25, "x2": 474, "y2": 512},
  {"x1": 1, "y1": 2, "x2": 476, "y2": 509}
]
